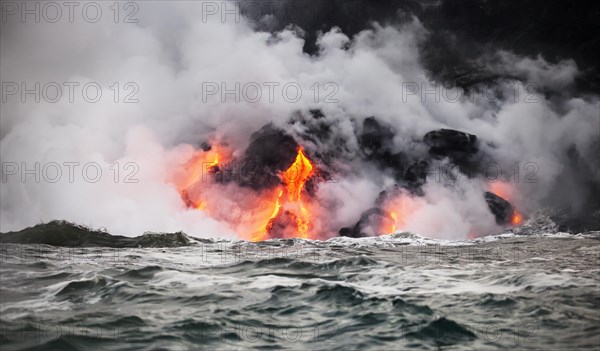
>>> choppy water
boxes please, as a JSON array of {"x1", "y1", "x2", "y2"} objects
[{"x1": 1, "y1": 225, "x2": 599, "y2": 350}]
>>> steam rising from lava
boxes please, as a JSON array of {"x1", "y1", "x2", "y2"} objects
[{"x1": 1, "y1": 2, "x2": 598, "y2": 239}]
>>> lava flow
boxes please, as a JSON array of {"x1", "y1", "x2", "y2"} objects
[
  {"x1": 253, "y1": 147, "x2": 315, "y2": 241},
  {"x1": 175, "y1": 143, "x2": 318, "y2": 241}
]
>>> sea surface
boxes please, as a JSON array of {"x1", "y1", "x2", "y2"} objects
[{"x1": 1, "y1": 221, "x2": 599, "y2": 350}]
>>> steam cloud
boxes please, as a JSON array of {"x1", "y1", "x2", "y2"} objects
[{"x1": 1, "y1": 1, "x2": 598, "y2": 239}]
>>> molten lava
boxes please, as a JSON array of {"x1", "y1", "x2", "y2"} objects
[
  {"x1": 176, "y1": 147, "x2": 221, "y2": 211},
  {"x1": 259, "y1": 189, "x2": 283, "y2": 235},
  {"x1": 283, "y1": 148, "x2": 313, "y2": 202},
  {"x1": 377, "y1": 194, "x2": 422, "y2": 236},
  {"x1": 489, "y1": 182, "x2": 524, "y2": 226},
  {"x1": 389, "y1": 212, "x2": 398, "y2": 233},
  {"x1": 511, "y1": 209, "x2": 523, "y2": 226},
  {"x1": 175, "y1": 144, "x2": 318, "y2": 241},
  {"x1": 253, "y1": 147, "x2": 315, "y2": 241},
  {"x1": 281, "y1": 148, "x2": 313, "y2": 237},
  {"x1": 175, "y1": 143, "x2": 523, "y2": 240}
]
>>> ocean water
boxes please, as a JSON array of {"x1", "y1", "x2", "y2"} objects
[{"x1": 1, "y1": 223, "x2": 599, "y2": 350}]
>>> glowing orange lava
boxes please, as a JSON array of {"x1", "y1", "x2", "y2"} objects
[
  {"x1": 511, "y1": 209, "x2": 523, "y2": 226},
  {"x1": 489, "y1": 182, "x2": 524, "y2": 227},
  {"x1": 176, "y1": 147, "x2": 221, "y2": 211},
  {"x1": 377, "y1": 193, "x2": 422, "y2": 236},
  {"x1": 383, "y1": 211, "x2": 397, "y2": 234},
  {"x1": 258, "y1": 189, "x2": 283, "y2": 237},
  {"x1": 283, "y1": 148, "x2": 313, "y2": 202},
  {"x1": 252, "y1": 147, "x2": 314, "y2": 241},
  {"x1": 488, "y1": 182, "x2": 512, "y2": 201}
]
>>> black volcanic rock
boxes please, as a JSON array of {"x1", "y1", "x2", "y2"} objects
[
  {"x1": 339, "y1": 207, "x2": 394, "y2": 238},
  {"x1": 289, "y1": 110, "x2": 333, "y2": 156},
  {"x1": 424, "y1": 129, "x2": 478, "y2": 154},
  {"x1": 235, "y1": 124, "x2": 298, "y2": 190},
  {"x1": 359, "y1": 117, "x2": 412, "y2": 183},
  {"x1": 359, "y1": 117, "x2": 395, "y2": 157},
  {"x1": 484, "y1": 192, "x2": 514, "y2": 225},
  {"x1": 374, "y1": 186, "x2": 402, "y2": 207},
  {"x1": 423, "y1": 129, "x2": 480, "y2": 175},
  {"x1": 200, "y1": 142, "x2": 212, "y2": 152},
  {"x1": 403, "y1": 160, "x2": 429, "y2": 194}
]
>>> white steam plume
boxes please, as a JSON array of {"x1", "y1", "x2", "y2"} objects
[{"x1": 1, "y1": 2, "x2": 598, "y2": 238}]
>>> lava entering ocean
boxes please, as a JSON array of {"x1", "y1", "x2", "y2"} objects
[
  {"x1": 174, "y1": 126, "x2": 526, "y2": 241},
  {"x1": 176, "y1": 144, "x2": 318, "y2": 241},
  {"x1": 254, "y1": 148, "x2": 314, "y2": 241}
]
